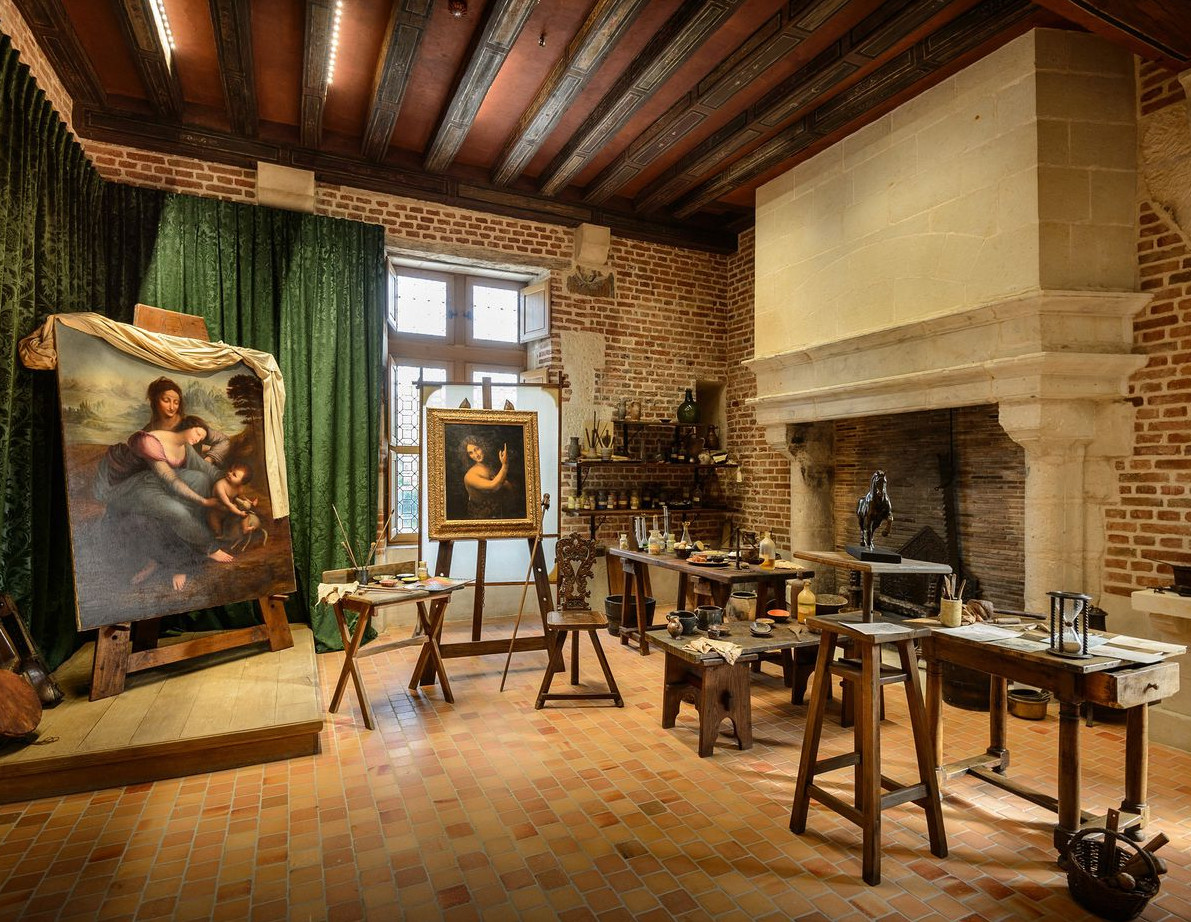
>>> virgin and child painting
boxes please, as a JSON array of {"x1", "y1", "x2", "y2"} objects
[
  {"x1": 426, "y1": 408, "x2": 541, "y2": 540},
  {"x1": 55, "y1": 324, "x2": 295, "y2": 630}
]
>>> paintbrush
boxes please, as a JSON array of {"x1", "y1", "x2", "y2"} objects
[{"x1": 331, "y1": 504, "x2": 359, "y2": 567}]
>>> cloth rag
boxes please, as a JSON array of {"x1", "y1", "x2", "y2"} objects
[
  {"x1": 683, "y1": 636, "x2": 744, "y2": 665},
  {"x1": 317, "y1": 582, "x2": 359, "y2": 605}
]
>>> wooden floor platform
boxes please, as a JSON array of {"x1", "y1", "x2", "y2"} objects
[{"x1": 0, "y1": 624, "x2": 322, "y2": 804}]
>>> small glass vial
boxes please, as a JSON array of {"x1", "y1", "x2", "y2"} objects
[{"x1": 417, "y1": 560, "x2": 429, "y2": 581}]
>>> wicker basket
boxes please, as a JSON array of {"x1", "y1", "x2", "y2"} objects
[{"x1": 1064, "y1": 828, "x2": 1160, "y2": 921}]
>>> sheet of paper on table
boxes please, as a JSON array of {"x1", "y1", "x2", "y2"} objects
[
  {"x1": 1092, "y1": 644, "x2": 1164, "y2": 665},
  {"x1": 849, "y1": 622, "x2": 916, "y2": 635},
  {"x1": 1103, "y1": 635, "x2": 1186, "y2": 654},
  {"x1": 937, "y1": 623, "x2": 1020, "y2": 641},
  {"x1": 992, "y1": 636, "x2": 1051, "y2": 653}
]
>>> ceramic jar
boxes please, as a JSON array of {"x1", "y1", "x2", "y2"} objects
[
  {"x1": 566, "y1": 436, "x2": 581, "y2": 461},
  {"x1": 726, "y1": 590, "x2": 756, "y2": 622}
]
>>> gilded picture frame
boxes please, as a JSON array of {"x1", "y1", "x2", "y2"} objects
[{"x1": 426, "y1": 408, "x2": 541, "y2": 540}]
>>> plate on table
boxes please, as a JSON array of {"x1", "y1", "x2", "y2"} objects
[{"x1": 689, "y1": 558, "x2": 728, "y2": 568}]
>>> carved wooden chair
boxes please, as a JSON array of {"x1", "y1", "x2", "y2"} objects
[{"x1": 535, "y1": 534, "x2": 624, "y2": 709}]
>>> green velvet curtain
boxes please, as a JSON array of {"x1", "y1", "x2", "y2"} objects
[
  {"x1": 139, "y1": 195, "x2": 385, "y2": 650},
  {"x1": 0, "y1": 33, "x2": 385, "y2": 664},
  {"x1": 0, "y1": 35, "x2": 164, "y2": 667}
]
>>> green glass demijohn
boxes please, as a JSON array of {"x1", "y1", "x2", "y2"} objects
[{"x1": 676, "y1": 388, "x2": 698, "y2": 424}]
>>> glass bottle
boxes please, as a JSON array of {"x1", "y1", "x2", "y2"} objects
[
  {"x1": 759, "y1": 531, "x2": 776, "y2": 569},
  {"x1": 796, "y1": 580, "x2": 817, "y2": 623},
  {"x1": 677, "y1": 388, "x2": 698, "y2": 424},
  {"x1": 679, "y1": 521, "x2": 692, "y2": 547}
]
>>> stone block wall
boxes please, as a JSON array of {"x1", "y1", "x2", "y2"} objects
[
  {"x1": 754, "y1": 28, "x2": 1137, "y2": 358},
  {"x1": 1105, "y1": 63, "x2": 1191, "y2": 595}
]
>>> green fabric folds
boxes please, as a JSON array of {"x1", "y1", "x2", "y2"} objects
[
  {"x1": 140, "y1": 196, "x2": 385, "y2": 651},
  {"x1": 0, "y1": 33, "x2": 384, "y2": 664}
]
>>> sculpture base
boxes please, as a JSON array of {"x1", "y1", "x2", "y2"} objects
[{"x1": 846, "y1": 544, "x2": 902, "y2": 563}]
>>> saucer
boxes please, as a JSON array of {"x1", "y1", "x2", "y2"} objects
[{"x1": 750, "y1": 627, "x2": 774, "y2": 638}]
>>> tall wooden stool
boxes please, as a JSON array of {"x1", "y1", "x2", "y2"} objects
[
  {"x1": 789, "y1": 616, "x2": 946, "y2": 885},
  {"x1": 536, "y1": 534, "x2": 624, "y2": 709}
]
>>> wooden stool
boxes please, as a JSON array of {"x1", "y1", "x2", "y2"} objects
[
  {"x1": 535, "y1": 534, "x2": 624, "y2": 709},
  {"x1": 790, "y1": 616, "x2": 946, "y2": 885}
]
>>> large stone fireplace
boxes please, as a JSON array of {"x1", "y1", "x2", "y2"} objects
[{"x1": 747, "y1": 28, "x2": 1148, "y2": 613}]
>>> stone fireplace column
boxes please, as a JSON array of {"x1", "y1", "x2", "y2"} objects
[
  {"x1": 999, "y1": 400, "x2": 1096, "y2": 611},
  {"x1": 787, "y1": 422, "x2": 834, "y2": 554}
]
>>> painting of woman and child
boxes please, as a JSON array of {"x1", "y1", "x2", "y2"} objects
[
  {"x1": 55, "y1": 324, "x2": 295, "y2": 630},
  {"x1": 426, "y1": 408, "x2": 541, "y2": 540}
]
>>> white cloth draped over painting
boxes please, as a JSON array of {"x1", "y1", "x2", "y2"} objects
[{"x1": 19, "y1": 312, "x2": 289, "y2": 518}]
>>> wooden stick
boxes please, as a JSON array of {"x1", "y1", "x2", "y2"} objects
[
  {"x1": 499, "y1": 494, "x2": 550, "y2": 692},
  {"x1": 332, "y1": 504, "x2": 359, "y2": 568}
]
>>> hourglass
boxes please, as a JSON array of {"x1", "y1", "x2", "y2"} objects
[{"x1": 1046, "y1": 590, "x2": 1092, "y2": 658}]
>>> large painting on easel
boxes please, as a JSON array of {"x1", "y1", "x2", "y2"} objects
[
  {"x1": 426, "y1": 408, "x2": 541, "y2": 540},
  {"x1": 54, "y1": 323, "x2": 296, "y2": 629}
]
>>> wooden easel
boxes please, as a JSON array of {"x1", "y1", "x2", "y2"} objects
[
  {"x1": 411, "y1": 379, "x2": 555, "y2": 692},
  {"x1": 89, "y1": 305, "x2": 293, "y2": 700}
]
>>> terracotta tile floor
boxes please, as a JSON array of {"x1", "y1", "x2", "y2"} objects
[{"x1": 2, "y1": 618, "x2": 1190, "y2": 921}]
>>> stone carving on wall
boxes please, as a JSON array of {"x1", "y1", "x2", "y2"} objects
[
  {"x1": 566, "y1": 265, "x2": 615, "y2": 298},
  {"x1": 1140, "y1": 78, "x2": 1191, "y2": 237}
]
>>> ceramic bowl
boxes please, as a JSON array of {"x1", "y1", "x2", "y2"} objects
[
  {"x1": 766, "y1": 609, "x2": 790, "y2": 623},
  {"x1": 675, "y1": 546, "x2": 693, "y2": 559}
]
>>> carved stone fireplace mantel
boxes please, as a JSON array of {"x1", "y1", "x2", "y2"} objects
[{"x1": 748, "y1": 290, "x2": 1149, "y2": 610}]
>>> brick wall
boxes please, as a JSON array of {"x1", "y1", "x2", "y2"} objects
[
  {"x1": 832, "y1": 406, "x2": 1026, "y2": 609},
  {"x1": 1105, "y1": 63, "x2": 1191, "y2": 595},
  {"x1": 724, "y1": 228, "x2": 792, "y2": 551},
  {"x1": 0, "y1": 0, "x2": 74, "y2": 134}
]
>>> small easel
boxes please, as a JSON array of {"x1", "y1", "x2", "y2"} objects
[
  {"x1": 88, "y1": 305, "x2": 293, "y2": 700},
  {"x1": 411, "y1": 380, "x2": 554, "y2": 693}
]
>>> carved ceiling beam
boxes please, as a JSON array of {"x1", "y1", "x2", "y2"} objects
[
  {"x1": 208, "y1": 0, "x2": 258, "y2": 136},
  {"x1": 424, "y1": 0, "x2": 538, "y2": 173},
  {"x1": 8, "y1": 0, "x2": 105, "y2": 107},
  {"x1": 114, "y1": 0, "x2": 182, "y2": 119},
  {"x1": 583, "y1": 0, "x2": 862, "y2": 207},
  {"x1": 635, "y1": 0, "x2": 962, "y2": 215},
  {"x1": 491, "y1": 0, "x2": 651, "y2": 187},
  {"x1": 362, "y1": 0, "x2": 434, "y2": 162},
  {"x1": 538, "y1": 0, "x2": 747, "y2": 197},
  {"x1": 670, "y1": 0, "x2": 1037, "y2": 219},
  {"x1": 1032, "y1": 0, "x2": 1191, "y2": 68},
  {"x1": 300, "y1": 0, "x2": 337, "y2": 149}
]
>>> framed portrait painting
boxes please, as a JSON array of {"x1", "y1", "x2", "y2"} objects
[
  {"x1": 53, "y1": 323, "x2": 296, "y2": 630},
  {"x1": 426, "y1": 408, "x2": 541, "y2": 540}
]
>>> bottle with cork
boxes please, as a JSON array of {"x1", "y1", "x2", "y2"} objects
[{"x1": 796, "y1": 579, "x2": 817, "y2": 623}]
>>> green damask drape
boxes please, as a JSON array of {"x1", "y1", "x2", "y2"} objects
[
  {"x1": 0, "y1": 35, "x2": 163, "y2": 668},
  {"x1": 139, "y1": 195, "x2": 385, "y2": 651},
  {"x1": 0, "y1": 33, "x2": 384, "y2": 663}
]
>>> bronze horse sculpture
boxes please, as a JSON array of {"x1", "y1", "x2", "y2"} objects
[{"x1": 856, "y1": 470, "x2": 894, "y2": 550}]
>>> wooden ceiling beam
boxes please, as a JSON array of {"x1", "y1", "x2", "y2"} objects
[
  {"x1": 208, "y1": 0, "x2": 258, "y2": 136},
  {"x1": 491, "y1": 0, "x2": 651, "y2": 187},
  {"x1": 424, "y1": 0, "x2": 538, "y2": 173},
  {"x1": 113, "y1": 0, "x2": 182, "y2": 120},
  {"x1": 634, "y1": 0, "x2": 966, "y2": 214},
  {"x1": 1032, "y1": 0, "x2": 1191, "y2": 68},
  {"x1": 583, "y1": 0, "x2": 878, "y2": 207},
  {"x1": 8, "y1": 0, "x2": 106, "y2": 107},
  {"x1": 538, "y1": 0, "x2": 747, "y2": 197},
  {"x1": 362, "y1": 0, "x2": 435, "y2": 162},
  {"x1": 670, "y1": 0, "x2": 1037, "y2": 219},
  {"x1": 300, "y1": 0, "x2": 337, "y2": 149},
  {"x1": 73, "y1": 106, "x2": 739, "y2": 253}
]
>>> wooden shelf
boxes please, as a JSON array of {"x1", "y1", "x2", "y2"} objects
[
  {"x1": 562, "y1": 460, "x2": 735, "y2": 469},
  {"x1": 562, "y1": 506, "x2": 734, "y2": 518}
]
